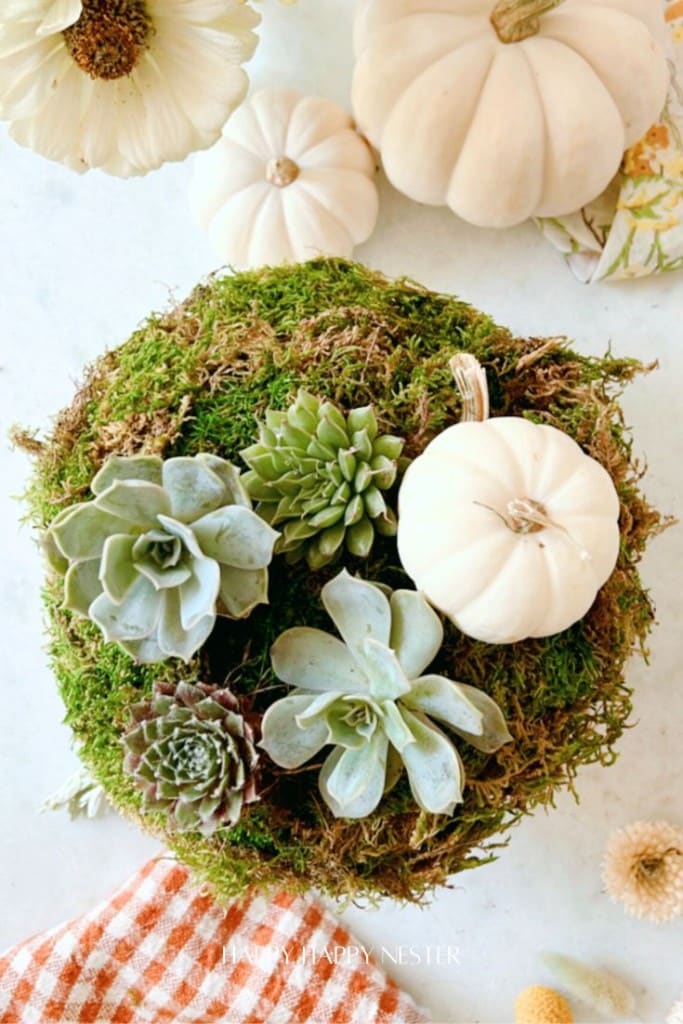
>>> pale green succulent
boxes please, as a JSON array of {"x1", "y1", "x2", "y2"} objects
[
  {"x1": 45, "y1": 453, "x2": 278, "y2": 664},
  {"x1": 241, "y1": 390, "x2": 404, "y2": 569},
  {"x1": 260, "y1": 570, "x2": 512, "y2": 819}
]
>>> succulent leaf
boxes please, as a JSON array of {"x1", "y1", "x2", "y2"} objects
[
  {"x1": 177, "y1": 557, "x2": 220, "y2": 628},
  {"x1": 389, "y1": 589, "x2": 443, "y2": 679},
  {"x1": 271, "y1": 626, "x2": 367, "y2": 693},
  {"x1": 44, "y1": 453, "x2": 278, "y2": 664},
  {"x1": 63, "y1": 559, "x2": 103, "y2": 616},
  {"x1": 256, "y1": 693, "x2": 330, "y2": 769},
  {"x1": 91, "y1": 454, "x2": 163, "y2": 495},
  {"x1": 261, "y1": 570, "x2": 512, "y2": 819},
  {"x1": 398, "y1": 709, "x2": 464, "y2": 816},
  {"x1": 218, "y1": 565, "x2": 269, "y2": 619},
  {"x1": 52, "y1": 504, "x2": 130, "y2": 562},
  {"x1": 241, "y1": 390, "x2": 404, "y2": 568},
  {"x1": 442, "y1": 682, "x2": 514, "y2": 752},
  {"x1": 162, "y1": 457, "x2": 228, "y2": 523},
  {"x1": 346, "y1": 518, "x2": 374, "y2": 557},
  {"x1": 122, "y1": 681, "x2": 259, "y2": 836},
  {"x1": 192, "y1": 506, "x2": 278, "y2": 570},
  {"x1": 321, "y1": 569, "x2": 391, "y2": 652},
  {"x1": 361, "y1": 639, "x2": 411, "y2": 701},
  {"x1": 94, "y1": 479, "x2": 171, "y2": 527},
  {"x1": 90, "y1": 576, "x2": 162, "y2": 642},
  {"x1": 401, "y1": 674, "x2": 484, "y2": 736},
  {"x1": 318, "y1": 733, "x2": 389, "y2": 820},
  {"x1": 100, "y1": 535, "x2": 140, "y2": 601}
]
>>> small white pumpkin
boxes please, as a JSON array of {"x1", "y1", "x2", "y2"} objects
[
  {"x1": 189, "y1": 88, "x2": 379, "y2": 268},
  {"x1": 352, "y1": 0, "x2": 669, "y2": 228},
  {"x1": 397, "y1": 356, "x2": 620, "y2": 644}
]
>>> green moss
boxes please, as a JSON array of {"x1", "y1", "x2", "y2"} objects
[{"x1": 25, "y1": 258, "x2": 663, "y2": 903}]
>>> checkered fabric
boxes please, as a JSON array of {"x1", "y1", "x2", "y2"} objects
[{"x1": 0, "y1": 858, "x2": 430, "y2": 1023}]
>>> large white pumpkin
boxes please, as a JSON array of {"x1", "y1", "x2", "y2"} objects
[
  {"x1": 189, "y1": 88, "x2": 379, "y2": 268},
  {"x1": 397, "y1": 415, "x2": 621, "y2": 644},
  {"x1": 352, "y1": 0, "x2": 669, "y2": 228}
]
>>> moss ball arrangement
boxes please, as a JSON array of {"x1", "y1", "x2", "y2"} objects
[{"x1": 23, "y1": 258, "x2": 663, "y2": 903}]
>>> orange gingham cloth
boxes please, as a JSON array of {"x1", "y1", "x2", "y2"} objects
[{"x1": 0, "y1": 858, "x2": 431, "y2": 1024}]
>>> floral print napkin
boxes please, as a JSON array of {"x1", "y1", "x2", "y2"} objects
[{"x1": 537, "y1": 0, "x2": 683, "y2": 282}]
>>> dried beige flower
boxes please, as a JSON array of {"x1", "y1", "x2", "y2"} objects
[
  {"x1": 603, "y1": 820, "x2": 683, "y2": 922},
  {"x1": 541, "y1": 953, "x2": 635, "y2": 1018}
]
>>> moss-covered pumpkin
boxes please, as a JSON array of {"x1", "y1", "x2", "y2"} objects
[{"x1": 24, "y1": 258, "x2": 662, "y2": 903}]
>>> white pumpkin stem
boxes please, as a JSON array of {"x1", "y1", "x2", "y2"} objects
[
  {"x1": 507, "y1": 499, "x2": 591, "y2": 559},
  {"x1": 490, "y1": 0, "x2": 566, "y2": 44},
  {"x1": 506, "y1": 498, "x2": 552, "y2": 534},
  {"x1": 450, "y1": 353, "x2": 490, "y2": 422},
  {"x1": 476, "y1": 497, "x2": 592, "y2": 560},
  {"x1": 266, "y1": 156, "x2": 300, "y2": 188}
]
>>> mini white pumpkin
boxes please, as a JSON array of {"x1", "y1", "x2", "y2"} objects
[
  {"x1": 189, "y1": 88, "x2": 379, "y2": 268},
  {"x1": 397, "y1": 356, "x2": 620, "y2": 644},
  {"x1": 352, "y1": 0, "x2": 669, "y2": 228}
]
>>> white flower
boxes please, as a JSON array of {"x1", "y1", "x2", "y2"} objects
[
  {"x1": 0, "y1": 0, "x2": 260, "y2": 175},
  {"x1": 41, "y1": 765, "x2": 110, "y2": 819}
]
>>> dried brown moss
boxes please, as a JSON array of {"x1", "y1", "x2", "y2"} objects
[{"x1": 23, "y1": 258, "x2": 664, "y2": 903}]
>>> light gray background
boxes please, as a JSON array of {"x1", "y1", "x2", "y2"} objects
[{"x1": 0, "y1": 2, "x2": 681, "y2": 1022}]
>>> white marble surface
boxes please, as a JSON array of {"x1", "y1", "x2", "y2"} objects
[{"x1": 0, "y1": 2, "x2": 682, "y2": 1022}]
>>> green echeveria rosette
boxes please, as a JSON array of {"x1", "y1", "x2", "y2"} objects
[
  {"x1": 123, "y1": 681, "x2": 259, "y2": 836},
  {"x1": 43, "y1": 453, "x2": 278, "y2": 664},
  {"x1": 261, "y1": 570, "x2": 512, "y2": 818},
  {"x1": 241, "y1": 389, "x2": 404, "y2": 568}
]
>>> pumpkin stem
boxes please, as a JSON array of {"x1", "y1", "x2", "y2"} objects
[
  {"x1": 509, "y1": 500, "x2": 594, "y2": 561},
  {"x1": 490, "y1": 0, "x2": 566, "y2": 44},
  {"x1": 507, "y1": 498, "x2": 550, "y2": 534},
  {"x1": 450, "y1": 353, "x2": 490, "y2": 422},
  {"x1": 507, "y1": 499, "x2": 591, "y2": 558},
  {"x1": 474, "y1": 497, "x2": 593, "y2": 559},
  {"x1": 266, "y1": 156, "x2": 300, "y2": 188}
]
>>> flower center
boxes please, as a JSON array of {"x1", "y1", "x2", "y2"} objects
[
  {"x1": 637, "y1": 856, "x2": 664, "y2": 880},
  {"x1": 63, "y1": 0, "x2": 152, "y2": 81},
  {"x1": 266, "y1": 157, "x2": 300, "y2": 188}
]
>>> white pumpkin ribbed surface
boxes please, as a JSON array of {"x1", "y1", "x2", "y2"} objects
[
  {"x1": 397, "y1": 417, "x2": 621, "y2": 643},
  {"x1": 190, "y1": 88, "x2": 379, "y2": 268},
  {"x1": 352, "y1": 0, "x2": 669, "y2": 228}
]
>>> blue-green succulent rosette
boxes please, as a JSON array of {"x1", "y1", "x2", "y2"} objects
[
  {"x1": 261, "y1": 571, "x2": 510, "y2": 819},
  {"x1": 45, "y1": 453, "x2": 278, "y2": 664}
]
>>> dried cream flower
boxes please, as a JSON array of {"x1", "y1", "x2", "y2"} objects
[
  {"x1": 602, "y1": 820, "x2": 683, "y2": 922},
  {"x1": 0, "y1": 0, "x2": 260, "y2": 175}
]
